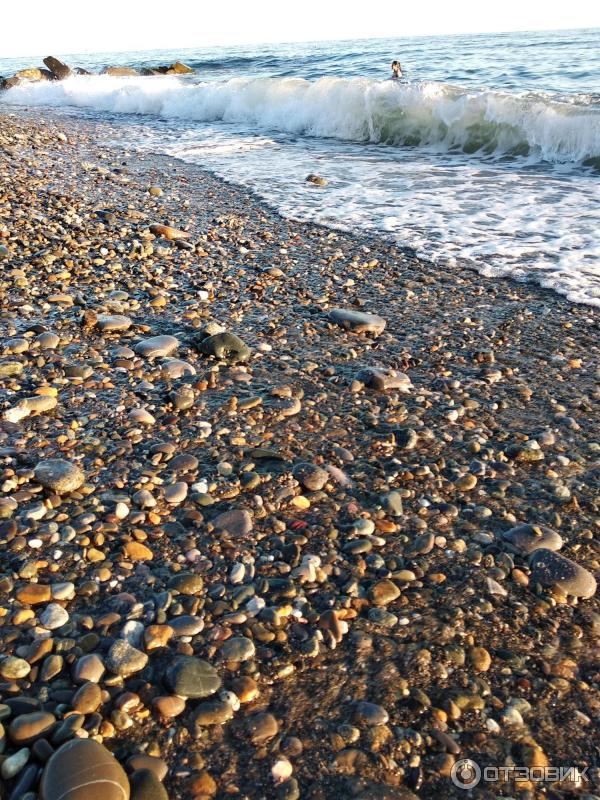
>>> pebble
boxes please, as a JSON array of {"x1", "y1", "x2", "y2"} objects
[
  {"x1": 165, "y1": 657, "x2": 221, "y2": 698},
  {"x1": 355, "y1": 367, "x2": 412, "y2": 392},
  {"x1": 0, "y1": 657, "x2": 31, "y2": 680},
  {"x1": 200, "y1": 331, "x2": 250, "y2": 362},
  {"x1": 106, "y1": 640, "x2": 148, "y2": 676},
  {"x1": 39, "y1": 603, "x2": 69, "y2": 629},
  {"x1": 211, "y1": 508, "x2": 253, "y2": 536},
  {"x1": 34, "y1": 459, "x2": 85, "y2": 494},
  {"x1": 247, "y1": 712, "x2": 279, "y2": 744},
  {"x1": 220, "y1": 636, "x2": 256, "y2": 661},
  {"x1": 501, "y1": 523, "x2": 563, "y2": 554},
  {"x1": 329, "y1": 308, "x2": 386, "y2": 335},
  {"x1": 1, "y1": 747, "x2": 30, "y2": 780},
  {"x1": 40, "y1": 738, "x2": 130, "y2": 800},
  {"x1": 368, "y1": 579, "x2": 401, "y2": 606},
  {"x1": 9, "y1": 711, "x2": 55, "y2": 745},
  {"x1": 469, "y1": 646, "x2": 492, "y2": 672},
  {"x1": 96, "y1": 314, "x2": 132, "y2": 332},
  {"x1": 130, "y1": 768, "x2": 168, "y2": 800},
  {"x1": 529, "y1": 549, "x2": 597, "y2": 598},
  {"x1": 134, "y1": 335, "x2": 179, "y2": 358},
  {"x1": 72, "y1": 682, "x2": 102, "y2": 713},
  {"x1": 292, "y1": 462, "x2": 329, "y2": 491},
  {"x1": 353, "y1": 701, "x2": 389, "y2": 726}
]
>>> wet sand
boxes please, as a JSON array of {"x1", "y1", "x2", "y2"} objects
[{"x1": 0, "y1": 110, "x2": 599, "y2": 800}]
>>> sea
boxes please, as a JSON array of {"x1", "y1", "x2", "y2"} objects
[{"x1": 1, "y1": 29, "x2": 599, "y2": 306}]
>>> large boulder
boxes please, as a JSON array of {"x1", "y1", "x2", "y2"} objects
[
  {"x1": 167, "y1": 61, "x2": 194, "y2": 74},
  {"x1": 44, "y1": 56, "x2": 72, "y2": 80},
  {"x1": 102, "y1": 66, "x2": 139, "y2": 77},
  {"x1": 15, "y1": 67, "x2": 45, "y2": 81},
  {"x1": 141, "y1": 67, "x2": 168, "y2": 76}
]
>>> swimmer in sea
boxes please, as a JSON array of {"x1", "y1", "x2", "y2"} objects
[{"x1": 391, "y1": 60, "x2": 403, "y2": 79}]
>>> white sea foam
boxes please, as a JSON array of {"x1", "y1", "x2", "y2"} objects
[
  {"x1": 3, "y1": 72, "x2": 600, "y2": 306},
  {"x1": 3, "y1": 74, "x2": 600, "y2": 164}
]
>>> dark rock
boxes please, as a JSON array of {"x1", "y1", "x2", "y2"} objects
[
  {"x1": 200, "y1": 331, "x2": 250, "y2": 362},
  {"x1": 130, "y1": 769, "x2": 167, "y2": 800},
  {"x1": 43, "y1": 56, "x2": 72, "y2": 80},
  {"x1": 356, "y1": 367, "x2": 411, "y2": 392},
  {"x1": 9, "y1": 711, "x2": 56, "y2": 744}
]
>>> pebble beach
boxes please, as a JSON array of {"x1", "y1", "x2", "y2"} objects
[{"x1": 0, "y1": 109, "x2": 599, "y2": 800}]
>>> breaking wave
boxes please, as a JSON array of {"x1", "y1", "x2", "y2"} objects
[{"x1": 3, "y1": 74, "x2": 600, "y2": 164}]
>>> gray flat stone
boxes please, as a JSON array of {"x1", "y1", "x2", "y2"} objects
[
  {"x1": 134, "y1": 335, "x2": 179, "y2": 358},
  {"x1": 212, "y1": 508, "x2": 253, "y2": 536},
  {"x1": 502, "y1": 523, "x2": 563, "y2": 555},
  {"x1": 97, "y1": 314, "x2": 132, "y2": 332},
  {"x1": 329, "y1": 308, "x2": 386, "y2": 335},
  {"x1": 356, "y1": 367, "x2": 411, "y2": 391},
  {"x1": 34, "y1": 459, "x2": 85, "y2": 494},
  {"x1": 165, "y1": 657, "x2": 221, "y2": 699}
]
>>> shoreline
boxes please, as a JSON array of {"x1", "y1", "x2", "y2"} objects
[{"x1": 0, "y1": 109, "x2": 599, "y2": 800}]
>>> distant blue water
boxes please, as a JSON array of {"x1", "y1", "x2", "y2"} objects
[
  {"x1": 2, "y1": 30, "x2": 600, "y2": 94},
  {"x1": 2, "y1": 30, "x2": 600, "y2": 305}
]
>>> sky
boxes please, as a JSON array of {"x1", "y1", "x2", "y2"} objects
[{"x1": 3, "y1": 0, "x2": 599, "y2": 57}]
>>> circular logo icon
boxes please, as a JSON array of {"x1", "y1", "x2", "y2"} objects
[{"x1": 451, "y1": 758, "x2": 482, "y2": 789}]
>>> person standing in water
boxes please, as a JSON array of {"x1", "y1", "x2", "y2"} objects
[{"x1": 391, "y1": 60, "x2": 403, "y2": 79}]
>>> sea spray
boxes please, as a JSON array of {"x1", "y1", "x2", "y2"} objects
[{"x1": 3, "y1": 74, "x2": 600, "y2": 165}]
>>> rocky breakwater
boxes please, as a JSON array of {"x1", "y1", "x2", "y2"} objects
[
  {"x1": 1, "y1": 56, "x2": 195, "y2": 90},
  {"x1": 0, "y1": 112, "x2": 598, "y2": 799}
]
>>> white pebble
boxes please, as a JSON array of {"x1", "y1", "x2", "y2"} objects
[{"x1": 272, "y1": 758, "x2": 293, "y2": 783}]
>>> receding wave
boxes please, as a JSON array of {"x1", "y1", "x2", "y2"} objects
[{"x1": 3, "y1": 74, "x2": 600, "y2": 163}]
